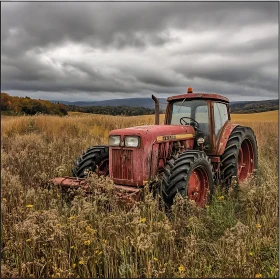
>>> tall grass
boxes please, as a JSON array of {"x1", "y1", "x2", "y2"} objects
[{"x1": 1, "y1": 114, "x2": 278, "y2": 278}]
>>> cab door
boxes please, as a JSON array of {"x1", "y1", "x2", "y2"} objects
[{"x1": 213, "y1": 102, "x2": 230, "y2": 151}]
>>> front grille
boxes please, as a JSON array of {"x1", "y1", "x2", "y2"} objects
[{"x1": 112, "y1": 149, "x2": 133, "y2": 180}]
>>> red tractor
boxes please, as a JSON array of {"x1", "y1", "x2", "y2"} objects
[{"x1": 53, "y1": 88, "x2": 258, "y2": 207}]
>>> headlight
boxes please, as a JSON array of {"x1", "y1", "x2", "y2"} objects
[
  {"x1": 109, "y1": 135, "x2": 121, "y2": 146},
  {"x1": 125, "y1": 136, "x2": 140, "y2": 147},
  {"x1": 197, "y1": 137, "x2": 205, "y2": 145}
]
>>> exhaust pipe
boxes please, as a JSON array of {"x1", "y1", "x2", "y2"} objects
[{"x1": 152, "y1": 95, "x2": 159, "y2": 125}]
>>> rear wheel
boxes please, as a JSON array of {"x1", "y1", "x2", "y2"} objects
[
  {"x1": 159, "y1": 151, "x2": 214, "y2": 207},
  {"x1": 221, "y1": 126, "x2": 258, "y2": 186},
  {"x1": 72, "y1": 146, "x2": 109, "y2": 178}
]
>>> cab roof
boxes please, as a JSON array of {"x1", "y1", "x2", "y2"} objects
[{"x1": 167, "y1": 93, "x2": 229, "y2": 103}]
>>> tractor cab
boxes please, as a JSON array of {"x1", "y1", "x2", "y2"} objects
[{"x1": 165, "y1": 88, "x2": 230, "y2": 154}]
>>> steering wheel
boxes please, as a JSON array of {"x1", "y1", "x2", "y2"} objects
[{"x1": 180, "y1": 117, "x2": 199, "y2": 129}]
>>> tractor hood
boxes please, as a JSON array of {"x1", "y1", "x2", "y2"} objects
[{"x1": 109, "y1": 125, "x2": 195, "y2": 142}]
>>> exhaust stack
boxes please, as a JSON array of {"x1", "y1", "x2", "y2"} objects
[{"x1": 152, "y1": 95, "x2": 159, "y2": 125}]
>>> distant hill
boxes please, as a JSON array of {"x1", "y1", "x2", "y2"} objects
[
  {"x1": 51, "y1": 97, "x2": 278, "y2": 114},
  {"x1": 229, "y1": 99, "x2": 278, "y2": 114},
  {"x1": 51, "y1": 98, "x2": 167, "y2": 110}
]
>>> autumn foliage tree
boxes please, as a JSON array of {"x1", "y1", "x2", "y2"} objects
[{"x1": 1, "y1": 93, "x2": 68, "y2": 116}]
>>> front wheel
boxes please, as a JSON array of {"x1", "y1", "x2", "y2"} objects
[
  {"x1": 161, "y1": 151, "x2": 214, "y2": 207},
  {"x1": 72, "y1": 145, "x2": 109, "y2": 178}
]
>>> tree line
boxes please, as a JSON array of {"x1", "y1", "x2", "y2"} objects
[
  {"x1": 65, "y1": 105, "x2": 156, "y2": 116},
  {"x1": 1, "y1": 92, "x2": 68, "y2": 116},
  {"x1": 1, "y1": 92, "x2": 156, "y2": 116}
]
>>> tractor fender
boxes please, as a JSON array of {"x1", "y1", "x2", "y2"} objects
[{"x1": 216, "y1": 121, "x2": 239, "y2": 155}]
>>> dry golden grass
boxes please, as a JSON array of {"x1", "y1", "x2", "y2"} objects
[
  {"x1": 1, "y1": 112, "x2": 279, "y2": 278},
  {"x1": 231, "y1": 110, "x2": 278, "y2": 123}
]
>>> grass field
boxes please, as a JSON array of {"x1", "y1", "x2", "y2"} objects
[
  {"x1": 231, "y1": 110, "x2": 278, "y2": 122},
  {"x1": 1, "y1": 112, "x2": 279, "y2": 278}
]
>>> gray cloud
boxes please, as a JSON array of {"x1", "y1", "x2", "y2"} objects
[{"x1": 1, "y1": 2, "x2": 278, "y2": 101}]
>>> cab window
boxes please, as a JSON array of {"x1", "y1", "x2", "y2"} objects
[
  {"x1": 214, "y1": 102, "x2": 228, "y2": 138},
  {"x1": 170, "y1": 99, "x2": 209, "y2": 135}
]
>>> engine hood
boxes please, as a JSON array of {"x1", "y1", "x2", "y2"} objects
[{"x1": 109, "y1": 125, "x2": 195, "y2": 141}]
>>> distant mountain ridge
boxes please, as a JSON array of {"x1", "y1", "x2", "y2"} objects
[
  {"x1": 50, "y1": 98, "x2": 279, "y2": 113},
  {"x1": 50, "y1": 98, "x2": 167, "y2": 110},
  {"x1": 230, "y1": 99, "x2": 278, "y2": 114}
]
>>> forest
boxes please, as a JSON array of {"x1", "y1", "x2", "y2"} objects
[
  {"x1": 65, "y1": 104, "x2": 156, "y2": 116},
  {"x1": 1, "y1": 93, "x2": 68, "y2": 116}
]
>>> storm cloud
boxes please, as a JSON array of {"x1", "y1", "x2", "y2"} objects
[{"x1": 1, "y1": 2, "x2": 278, "y2": 101}]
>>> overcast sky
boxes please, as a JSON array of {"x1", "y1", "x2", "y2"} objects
[{"x1": 1, "y1": 2, "x2": 279, "y2": 102}]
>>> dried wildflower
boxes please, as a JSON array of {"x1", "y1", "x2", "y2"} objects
[
  {"x1": 102, "y1": 239, "x2": 108, "y2": 244},
  {"x1": 2, "y1": 198, "x2": 7, "y2": 202},
  {"x1": 256, "y1": 223, "x2": 261, "y2": 229},
  {"x1": 140, "y1": 217, "x2": 146, "y2": 223},
  {"x1": 69, "y1": 216, "x2": 75, "y2": 221},
  {"x1": 72, "y1": 264, "x2": 76, "y2": 269},
  {"x1": 57, "y1": 249, "x2": 62, "y2": 254},
  {"x1": 78, "y1": 260, "x2": 84, "y2": 265},
  {"x1": 85, "y1": 225, "x2": 92, "y2": 232},
  {"x1": 178, "y1": 265, "x2": 185, "y2": 272},
  {"x1": 248, "y1": 251, "x2": 254, "y2": 257},
  {"x1": 255, "y1": 273, "x2": 262, "y2": 278},
  {"x1": 154, "y1": 257, "x2": 158, "y2": 261},
  {"x1": 70, "y1": 246, "x2": 75, "y2": 249},
  {"x1": 189, "y1": 217, "x2": 193, "y2": 221},
  {"x1": 98, "y1": 251, "x2": 103, "y2": 255},
  {"x1": 26, "y1": 204, "x2": 34, "y2": 208},
  {"x1": 218, "y1": 196, "x2": 225, "y2": 200},
  {"x1": 26, "y1": 239, "x2": 31, "y2": 243},
  {"x1": 84, "y1": 240, "x2": 91, "y2": 246}
]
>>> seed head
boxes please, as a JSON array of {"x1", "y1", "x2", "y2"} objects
[
  {"x1": 84, "y1": 240, "x2": 91, "y2": 246},
  {"x1": 178, "y1": 265, "x2": 185, "y2": 272},
  {"x1": 140, "y1": 217, "x2": 146, "y2": 223}
]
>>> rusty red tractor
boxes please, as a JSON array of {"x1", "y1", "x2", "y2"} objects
[{"x1": 52, "y1": 88, "x2": 258, "y2": 207}]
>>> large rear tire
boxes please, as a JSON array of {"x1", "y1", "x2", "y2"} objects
[
  {"x1": 72, "y1": 146, "x2": 109, "y2": 178},
  {"x1": 159, "y1": 151, "x2": 214, "y2": 207},
  {"x1": 221, "y1": 126, "x2": 258, "y2": 186}
]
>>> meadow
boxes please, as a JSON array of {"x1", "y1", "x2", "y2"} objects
[{"x1": 1, "y1": 111, "x2": 279, "y2": 278}]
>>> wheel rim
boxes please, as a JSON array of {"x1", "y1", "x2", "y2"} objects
[
  {"x1": 237, "y1": 138, "x2": 254, "y2": 181},
  {"x1": 187, "y1": 166, "x2": 209, "y2": 207},
  {"x1": 96, "y1": 159, "x2": 109, "y2": 176}
]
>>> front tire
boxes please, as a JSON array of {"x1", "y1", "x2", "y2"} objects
[
  {"x1": 72, "y1": 145, "x2": 109, "y2": 178},
  {"x1": 161, "y1": 151, "x2": 214, "y2": 207}
]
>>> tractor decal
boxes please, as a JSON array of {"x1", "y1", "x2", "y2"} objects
[{"x1": 156, "y1": 133, "x2": 194, "y2": 142}]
